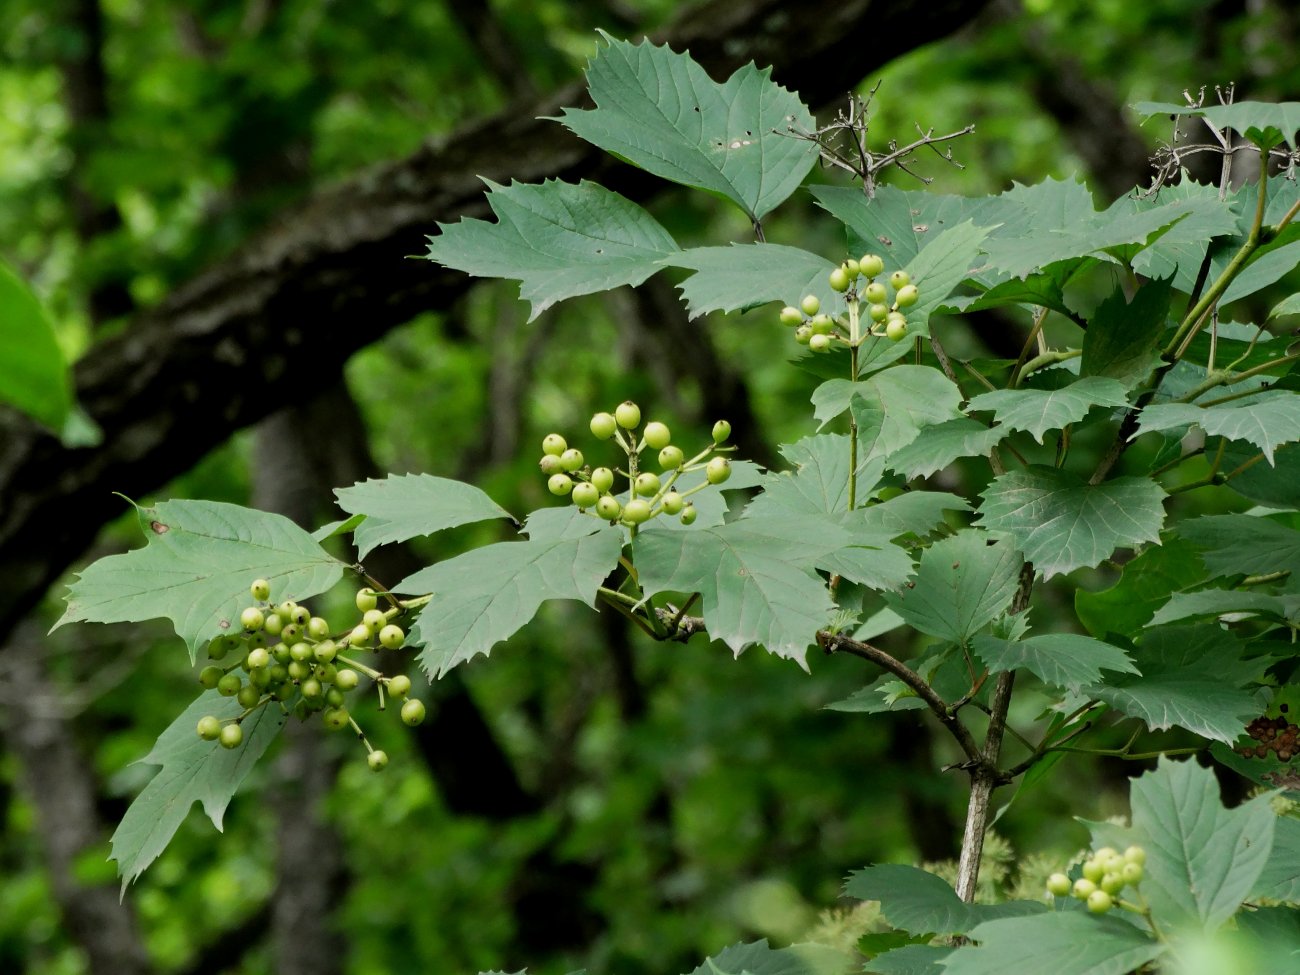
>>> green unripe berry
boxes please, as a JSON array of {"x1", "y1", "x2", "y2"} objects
[
  {"x1": 634, "y1": 472, "x2": 660, "y2": 497},
  {"x1": 1121, "y1": 862, "x2": 1144, "y2": 885},
  {"x1": 300, "y1": 678, "x2": 323, "y2": 700},
  {"x1": 247, "y1": 631, "x2": 268, "y2": 649},
  {"x1": 658, "y1": 445, "x2": 685, "y2": 470},
  {"x1": 325, "y1": 687, "x2": 345, "y2": 708},
  {"x1": 287, "y1": 660, "x2": 311, "y2": 680},
  {"x1": 810, "y1": 313, "x2": 834, "y2": 335},
  {"x1": 314, "y1": 639, "x2": 338, "y2": 664},
  {"x1": 595, "y1": 495, "x2": 621, "y2": 520},
  {"x1": 859, "y1": 254, "x2": 884, "y2": 278},
  {"x1": 865, "y1": 282, "x2": 887, "y2": 304},
  {"x1": 558, "y1": 448, "x2": 585, "y2": 472},
  {"x1": 661, "y1": 491, "x2": 684, "y2": 515},
  {"x1": 643, "y1": 421, "x2": 671, "y2": 449},
  {"x1": 269, "y1": 663, "x2": 289, "y2": 684},
  {"x1": 335, "y1": 668, "x2": 360, "y2": 691},
  {"x1": 1087, "y1": 890, "x2": 1113, "y2": 914},
  {"x1": 246, "y1": 647, "x2": 270, "y2": 670},
  {"x1": 809, "y1": 333, "x2": 831, "y2": 353},
  {"x1": 197, "y1": 715, "x2": 222, "y2": 740},
  {"x1": 779, "y1": 305, "x2": 803, "y2": 327},
  {"x1": 322, "y1": 707, "x2": 349, "y2": 731},
  {"x1": 843, "y1": 258, "x2": 860, "y2": 276},
  {"x1": 218, "y1": 673, "x2": 243, "y2": 697},
  {"x1": 680, "y1": 504, "x2": 697, "y2": 525},
  {"x1": 219, "y1": 723, "x2": 243, "y2": 749},
  {"x1": 263, "y1": 613, "x2": 283, "y2": 637},
  {"x1": 355, "y1": 588, "x2": 378, "y2": 613},
  {"x1": 289, "y1": 641, "x2": 313, "y2": 662},
  {"x1": 894, "y1": 283, "x2": 919, "y2": 308},
  {"x1": 571, "y1": 482, "x2": 600, "y2": 508},
  {"x1": 1100, "y1": 872, "x2": 1125, "y2": 895},
  {"x1": 388, "y1": 674, "x2": 412, "y2": 698},
  {"x1": 379, "y1": 624, "x2": 405, "y2": 650},
  {"x1": 794, "y1": 324, "x2": 812, "y2": 345},
  {"x1": 539, "y1": 454, "x2": 563, "y2": 476},
  {"x1": 1072, "y1": 878, "x2": 1097, "y2": 899},
  {"x1": 712, "y1": 420, "x2": 731, "y2": 444},
  {"x1": 828, "y1": 267, "x2": 850, "y2": 292},
  {"x1": 890, "y1": 270, "x2": 911, "y2": 290},
  {"x1": 885, "y1": 318, "x2": 908, "y2": 342},
  {"x1": 317, "y1": 663, "x2": 338, "y2": 684},
  {"x1": 541, "y1": 433, "x2": 567, "y2": 456},
  {"x1": 401, "y1": 698, "x2": 427, "y2": 726},
  {"x1": 208, "y1": 636, "x2": 238, "y2": 661},
  {"x1": 290, "y1": 605, "x2": 310, "y2": 626},
  {"x1": 706, "y1": 456, "x2": 732, "y2": 485},
  {"x1": 349, "y1": 623, "x2": 372, "y2": 646},
  {"x1": 249, "y1": 667, "x2": 271, "y2": 689},
  {"x1": 306, "y1": 616, "x2": 330, "y2": 640},
  {"x1": 869, "y1": 302, "x2": 890, "y2": 322},
  {"x1": 799, "y1": 294, "x2": 820, "y2": 316},
  {"x1": 271, "y1": 642, "x2": 291, "y2": 664},
  {"x1": 1082, "y1": 859, "x2": 1105, "y2": 883},
  {"x1": 548, "y1": 473, "x2": 574, "y2": 496},
  {"x1": 1046, "y1": 873, "x2": 1072, "y2": 897},
  {"x1": 1123, "y1": 846, "x2": 1146, "y2": 866},
  {"x1": 362, "y1": 609, "x2": 386, "y2": 631},
  {"x1": 1094, "y1": 847, "x2": 1117, "y2": 862},
  {"x1": 615, "y1": 401, "x2": 641, "y2": 429},
  {"x1": 623, "y1": 499, "x2": 652, "y2": 524},
  {"x1": 590, "y1": 412, "x2": 617, "y2": 439},
  {"x1": 250, "y1": 578, "x2": 271, "y2": 602},
  {"x1": 367, "y1": 750, "x2": 389, "y2": 771},
  {"x1": 280, "y1": 623, "x2": 302, "y2": 644},
  {"x1": 199, "y1": 665, "x2": 223, "y2": 689},
  {"x1": 237, "y1": 685, "x2": 261, "y2": 709},
  {"x1": 590, "y1": 467, "x2": 615, "y2": 493},
  {"x1": 240, "y1": 607, "x2": 265, "y2": 632}
]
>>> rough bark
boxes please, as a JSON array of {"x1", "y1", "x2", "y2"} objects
[
  {"x1": 0, "y1": 623, "x2": 153, "y2": 975},
  {"x1": 0, "y1": 0, "x2": 994, "y2": 652}
]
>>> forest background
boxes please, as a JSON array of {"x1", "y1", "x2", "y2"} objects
[{"x1": 0, "y1": 1, "x2": 1297, "y2": 974}]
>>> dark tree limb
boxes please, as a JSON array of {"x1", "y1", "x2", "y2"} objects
[{"x1": 0, "y1": 0, "x2": 995, "y2": 652}]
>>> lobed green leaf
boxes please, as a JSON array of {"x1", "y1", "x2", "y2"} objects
[{"x1": 334, "y1": 472, "x2": 515, "y2": 558}]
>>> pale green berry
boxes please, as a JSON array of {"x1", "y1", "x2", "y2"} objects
[
  {"x1": 307, "y1": 616, "x2": 330, "y2": 640},
  {"x1": 362, "y1": 609, "x2": 386, "y2": 630},
  {"x1": 1082, "y1": 859, "x2": 1105, "y2": 883},
  {"x1": 199, "y1": 665, "x2": 223, "y2": 689},
  {"x1": 367, "y1": 750, "x2": 389, "y2": 772},
  {"x1": 219, "y1": 723, "x2": 243, "y2": 749},
  {"x1": 558, "y1": 448, "x2": 584, "y2": 472},
  {"x1": 828, "y1": 267, "x2": 850, "y2": 292},
  {"x1": 890, "y1": 270, "x2": 911, "y2": 290},
  {"x1": 539, "y1": 454, "x2": 563, "y2": 476},
  {"x1": 779, "y1": 305, "x2": 803, "y2": 326},
  {"x1": 706, "y1": 457, "x2": 732, "y2": 485},
  {"x1": 1123, "y1": 846, "x2": 1146, "y2": 866},
  {"x1": 590, "y1": 467, "x2": 615, "y2": 493},
  {"x1": 314, "y1": 639, "x2": 338, "y2": 664},
  {"x1": 799, "y1": 294, "x2": 820, "y2": 316},
  {"x1": 661, "y1": 492, "x2": 684, "y2": 515},
  {"x1": 246, "y1": 647, "x2": 270, "y2": 670},
  {"x1": 596, "y1": 495, "x2": 621, "y2": 520},
  {"x1": 322, "y1": 707, "x2": 349, "y2": 731},
  {"x1": 643, "y1": 421, "x2": 671, "y2": 450},
  {"x1": 809, "y1": 333, "x2": 831, "y2": 352},
  {"x1": 1046, "y1": 873, "x2": 1072, "y2": 897},
  {"x1": 401, "y1": 698, "x2": 427, "y2": 726},
  {"x1": 711, "y1": 420, "x2": 731, "y2": 444},
  {"x1": 859, "y1": 254, "x2": 884, "y2": 278},
  {"x1": 263, "y1": 613, "x2": 283, "y2": 637},
  {"x1": 237, "y1": 684, "x2": 261, "y2": 709},
  {"x1": 810, "y1": 313, "x2": 834, "y2": 335},
  {"x1": 590, "y1": 412, "x2": 617, "y2": 439},
  {"x1": 794, "y1": 324, "x2": 812, "y2": 345},
  {"x1": 623, "y1": 499, "x2": 652, "y2": 524},
  {"x1": 379, "y1": 624, "x2": 405, "y2": 650},
  {"x1": 1121, "y1": 862, "x2": 1144, "y2": 885},
  {"x1": 250, "y1": 579, "x2": 271, "y2": 602},
  {"x1": 355, "y1": 588, "x2": 378, "y2": 613},
  {"x1": 218, "y1": 673, "x2": 242, "y2": 697},
  {"x1": 572, "y1": 482, "x2": 600, "y2": 508},
  {"x1": 289, "y1": 641, "x2": 313, "y2": 662},
  {"x1": 885, "y1": 318, "x2": 908, "y2": 342},
  {"x1": 615, "y1": 401, "x2": 641, "y2": 429},
  {"x1": 1072, "y1": 878, "x2": 1097, "y2": 899},
  {"x1": 287, "y1": 660, "x2": 311, "y2": 680},
  {"x1": 1087, "y1": 890, "x2": 1113, "y2": 914},
  {"x1": 843, "y1": 258, "x2": 860, "y2": 276},
  {"x1": 388, "y1": 674, "x2": 412, "y2": 698},
  {"x1": 197, "y1": 715, "x2": 222, "y2": 741},
  {"x1": 894, "y1": 283, "x2": 919, "y2": 308},
  {"x1": 634, "y1": 472, "x2": 660, "y2": 497},
  {"x1": 658, "y1": 445, "x2": 685, "y2": 470},
  {"x1": 335, "y1": 669, "x2": 360, "y2": 691},
  {"x1": 240, "y1": 607, "x2": 265, "y2": 632},
  {"x1": 680, "y1": 504, "x2": 697, "y2": 525},
  {"x1": 349, "y1": 623, "x2": 372, "y2": 646},
  {"x1": 869, "y1": 302, "x2": 890, "y2": 322},
  {"x1": 548, "y1": 473, "x2": 574, "y2": 496},
  {"x1": 864, "y1": 281, "x2": 887, "y2": 304},
  {"x1": 541, "y1": 433, "x2": 567, "y2": 456}
]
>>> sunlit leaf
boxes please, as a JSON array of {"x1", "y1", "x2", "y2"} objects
[{"x1": 333, "y1": 473, "x2": 515, "y2": 558}]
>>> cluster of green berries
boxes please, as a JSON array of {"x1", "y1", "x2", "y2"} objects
[
  {"x1": 1046, "y1": 845, "x2": 1146, "y2": 914},
  {"x1": 778, "y1": 254, "x2": 919, "y2": 352},
  {"x1": 538, "y1": 402, "x2": 734, "y2": 528},
  {"x1": 194, "y1": 578, "x2": 425, "y2": 772}
]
